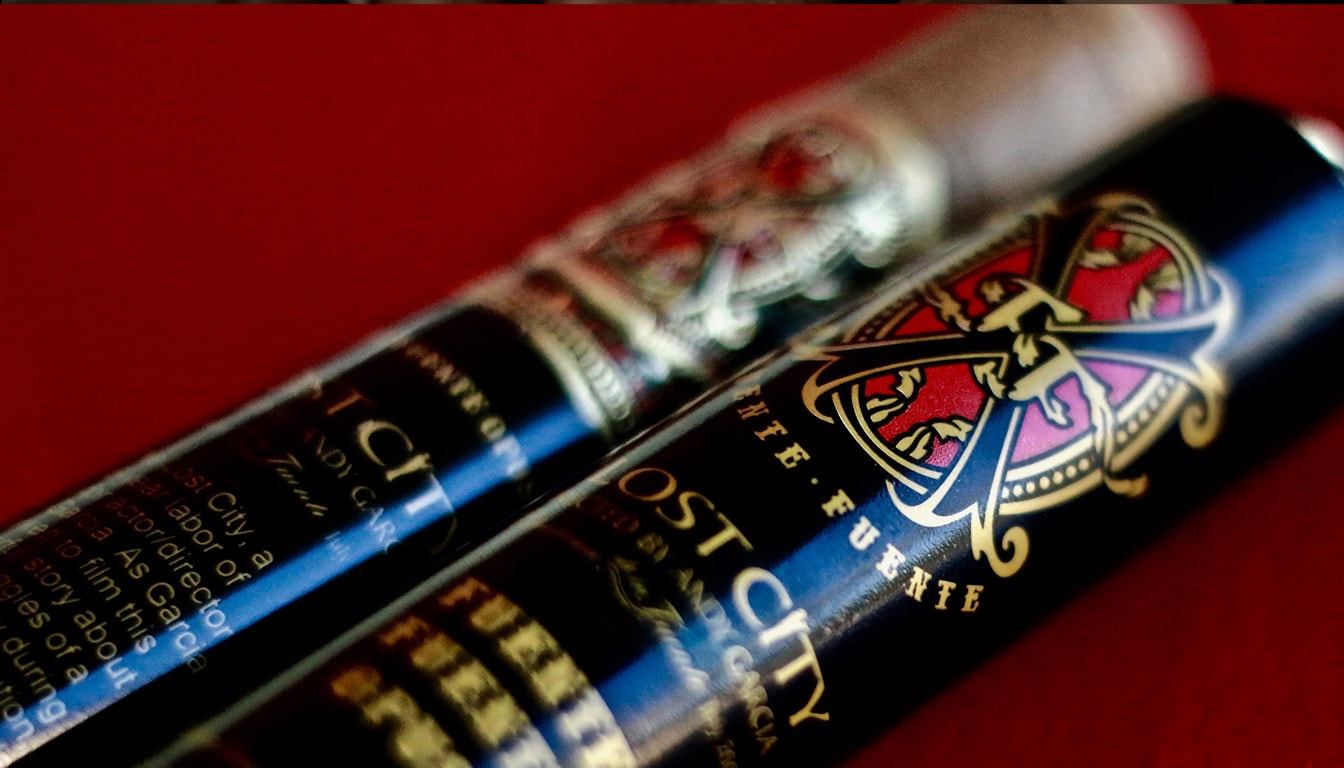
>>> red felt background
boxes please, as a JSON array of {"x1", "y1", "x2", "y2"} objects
[{"x1": 2, "y1": 7, "x2": 1343, "y2": 767}]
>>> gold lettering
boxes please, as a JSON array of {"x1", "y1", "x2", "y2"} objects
[
  {"x1": 526, "y1": 653, "x2": 588, "y2": 710},
  {"x1": 441, "y1": 577, "x2": 489, "y2": 609},
  {"x1": 330, "y1": 665, "x2": 380, "y2": 702},
  {"x1": 330, "y1": 664, "x2": 470, "y2": 768},
  {"x1": 757, "y1": 609, "x2": 828, "y2": 727},
  {"x1": 657, "y1": 491, "x2": 709, "y2": 531},
  {"x1": 356, "y1": 420, "x2": 433, "y2": 482},
  {"x1": 410, "y1": 634, "x2": 464, "y2": 673},
  {"x1": 440, "y1": 660, "x2": 528, "y2": 748},
  {"x1": 696, "y1": 512, "x2": 753, "y2": 557},
  {"x1": 905, "y1": 566, "x2": 933, "y2": 602},
  {"x1": 363, "y1": 687, "x2": 419, "y2": 726},
  {"x1": 753, "y1": 420, "x2": 788, "y2": 440},
  {"x1": 393, "y1": 720, "x2": 470, "y2": 768},
  {"x1": 962, "y1": 584, "x2": 984, "y2": 613},
  {"x1": 325, "y1": 389, "x2": 371, "y2": 416},
  {"x1": 934, "y1": 580, "x2": 957, "y2": 610},
  {"x1": 617, "y1": 467, "x2": 677, "y2": 503},
  {"x1": 498, "y1": 620, "x2": 560, "y2": 672},
  {"x1": 773, "y1": 443, "x2": 810, "y2": 469},
  {"x1": 470, "y1": 594, "x2": 523, "y2": 635},
  {"x1": 737, "y1": 402, "x2": 770, "y2": 420},
  {"x1": 820, "y1": 489, "x2": 855, "y2": 518}
]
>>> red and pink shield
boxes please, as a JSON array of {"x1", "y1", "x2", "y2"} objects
[{"x1": 803, "y1": 197, "x2": 1232, "y2": 576}]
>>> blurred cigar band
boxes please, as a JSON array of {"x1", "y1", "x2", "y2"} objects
[{"x1": 492, "y1": 5, "x2": 1208, "y2": 403}]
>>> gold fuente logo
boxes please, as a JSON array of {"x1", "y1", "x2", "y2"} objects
[{"x1": 803, "y1": 196, "x2": 1235, "y2": 577}]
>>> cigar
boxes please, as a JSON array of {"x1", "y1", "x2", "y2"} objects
[
  {"x1": 159, "y1": 97, "x2": 1344, "y2": 768},
  {"x1": 0, "y1": 8, "x2": 1204, "y2": 766}
]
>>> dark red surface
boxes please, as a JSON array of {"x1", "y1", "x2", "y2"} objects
[{"x1": 2, "y1": 8, "x2": 1343, "y2": 766}]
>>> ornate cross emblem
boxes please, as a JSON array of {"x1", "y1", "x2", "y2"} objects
[
  {"x1": 552, "y1": 119, "x2": 910, "y2": 357},
  {"x1": 802, "y1": 196, "x2": 1234, "y2": 577}
]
